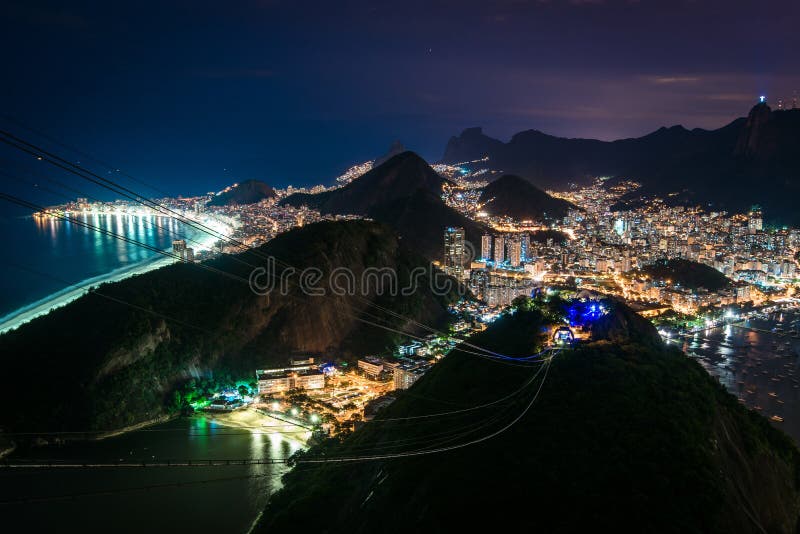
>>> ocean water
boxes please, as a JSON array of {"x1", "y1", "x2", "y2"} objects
[
  {"x1": 0, "y1": 212, "x2": 204, "y2": 325},
  {"x1": 1, "y1": 416, "x2": 305, "y2": 533},
  {"x1": 671, "y1": 311, "x2": 800, "y2": 443}
]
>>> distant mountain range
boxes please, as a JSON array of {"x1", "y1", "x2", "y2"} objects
[
  {"x1": 443, "y1": 102, "x2": 800, "y2": 224},
  {"x1": 282, "y1": 151, "x2": 486, "y2": 260},
  {"x1": 478, "y1": 174, "x2": 575, "y2": 221},
  {"x1": 207, "y1": 179, "x2": 276, "y2": 206}
]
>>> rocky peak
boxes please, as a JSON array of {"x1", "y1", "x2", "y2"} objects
[{"x1": 735, "y1": 102, "x2": 774, "y2": 157}]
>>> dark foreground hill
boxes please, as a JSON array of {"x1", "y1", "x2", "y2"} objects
[
  {"x1": 282, "y1": 152, "x2": 486, "y2": 261},
  {"x1": 0, "y1": 220, "x2": 457, "y2": 432},
  {"x1": 207, "y1": 179, "x2": 276, "y2": 206},
  {"x1": 258, "y1": 301, "x2": 800, "y2": 533},
  {"x1": 443, "y1": 103, "x2": 800, "y2": 225},
  {"x1": 478, "y1": 174, "x2": 574, "y2": 221}
]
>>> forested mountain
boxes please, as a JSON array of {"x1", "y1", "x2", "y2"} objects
[
  {"x1": 259, "y1": 300, "x2": 800, "y2": 533},
  {"x1": 478, "y1": 174, "x2": 575, "y2": 221},
  {"x1": 0, "y1": 221, "x2": 457, "y2": 432}
]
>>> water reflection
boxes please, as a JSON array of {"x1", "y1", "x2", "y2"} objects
[
  {"x1": 2, "y1": 415, "x2": 301, "y2": 533},
  {"x1": 674, "y1": 311, "x2": 800, "y2": 443}
]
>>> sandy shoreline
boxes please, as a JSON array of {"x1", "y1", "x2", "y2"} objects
[
  {"x1": 0, "y1": 254, "x2": 177, "y2": 335},
  {"x1": 0, "y1": 214, "x2": 229, "y2": 335},
  {"x1": 93, "y1": 413, "x2": 179, "y2": 440},
  {"x1": 201, "y1": 408, "x2": 312, "y2": 448}
]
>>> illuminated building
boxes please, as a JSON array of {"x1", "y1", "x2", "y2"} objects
[
  {"x1": 506, "y1": 236, "x2": 522, "y2": 267},
  {"x1": 520, "y1": 233, "x2": 530, "y2": 262},
  {"x1": 476, "y1": 271, "x2": 536, "y2": 307},
  {"x1": 358, "y1": 357, "x2": 384, "y2": 379},
  {"x1": 256, "y1": 365, "x2": 325, "y2": 395},
  {"x1": 444, "y1": 226, "x2": 466, "y2": 279},
  {"x1": 481, "y1": 234, "x2": 492, "y2": 261},
  {"x1": 493, "y1": 235, "x2": 505, "y2": 264},
  {"x1": 393, "y1": 363, "x2": 428, "y2": 390},
  {"x1": 748, "y1": 206, "x2": 763, "y2": 232}
]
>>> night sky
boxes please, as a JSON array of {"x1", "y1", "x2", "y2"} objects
[{"x1": 2, "y1": 0, "x2": 799, "y2": 198}]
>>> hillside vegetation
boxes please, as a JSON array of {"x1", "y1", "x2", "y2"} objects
[
  {"x1": 259, "y1": 301, "x2": 800, "y2": 533},
  {"x1": 0, "y1": 220, "x2": 457, "y2": 432},
  {"x1": 641, "y1": 258, "x2": 732, "y2": 291},
  {"x1": 478, "y1": 174, "x2": 574, "y2": 221}
]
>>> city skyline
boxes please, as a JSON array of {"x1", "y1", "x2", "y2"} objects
[{"x1": 3, "y1": 2, "x2": 800, "y2": 531}]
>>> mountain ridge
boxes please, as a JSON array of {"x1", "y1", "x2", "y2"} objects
[
  {"x1": 282, "y1": 151, "x2": 486, "y2": 261},
  {"x1": 442, "y1": 103, "x2": 800, "y2": 224}
]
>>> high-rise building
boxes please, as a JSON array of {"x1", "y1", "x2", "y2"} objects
[
  {"x1": 393, "y1": 363, "x2": 429, "y2": 390},
  {"x1": 468, "y1": 268, "x2": 489, "y2": 300},
  {"x1": 506, "y1": 236, "x2": 522, "y2": 267},
  {"x1": 444, "y1": 226, "x2": 466, "y2": 279},
  {"x1": 493, "y1": 235, "x2": 505, "y2": 264},
  {"x1": 172, "y1": 239, "x2": 187, "y2": 256},
  {"x1": 483, "y1": 272, "x2": 536, "y2": 307},
  {"x1": 748, "y1": 206, "x2": 763, "y2": 232},
  {"x1": 481, "y1": 234, "x2": 492, "y2": 261},
  {"x1": 520, "y1": 233, "x2": 530, "y2": 262},
  {"x1": 172, "y1": 239, "x2": 194, "y2": 262}
]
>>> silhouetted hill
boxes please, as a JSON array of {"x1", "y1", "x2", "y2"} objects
[
  {"x1": 441, "y1": 126, "x2": 505, "y2": 163},
  {"x1": 641, "y1": 259, "x2": 732, "y2": 291},
  {"x1": 0, "y1": 221, "x2": 458, "y2": 432},
  {"x1": 283, "y1": 151, "x2": 450, "y2": 215},
  {"x1": 443, "y1": 103, "x2": 800, "y2": 224},
  {"x1": 374, "y1": 140, "x2": 407, "y2": 167},
  {"x1": 282, "y1": 152, "x2": 486, "y2": 261},
  {"x1": 589, "y1": 297, "x2": 664, "y2": 347},
  {"x1": 207, "y1": 179, "x2": 276, "y2": 206},
  {"x1": 370, "y1": 188, "x2": 485, "y2": 261},
  {"x1": 478, "y1": 174, "x2": 575, "y2": 221},
  {"x1": 258, "y1": 302, "x2": 800, "y2": 533}
]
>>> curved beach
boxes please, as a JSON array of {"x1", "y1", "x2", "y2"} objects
[
  {"x1": 0, "y1": 253, "x2": 177, "y2": 335},
  {"x1": 0, "y1": 214, "x2": 229, "y2": 335}
]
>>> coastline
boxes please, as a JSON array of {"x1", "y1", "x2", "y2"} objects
[
  {"x1": 200, "y1": 408, "x2": 312, "y2": 449},
  {"x1": 0, "y1": 440, "x2": 15, "y2": 460},
  {"x1": 0, "y1": 213, "x2": 229, "y2": 336},
  {"x1": 92, "y1": 413, "x2": 179, "y2": 441},
  {"x1": 0, "y1": 254, "x2": 177, "y2": 335}
]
